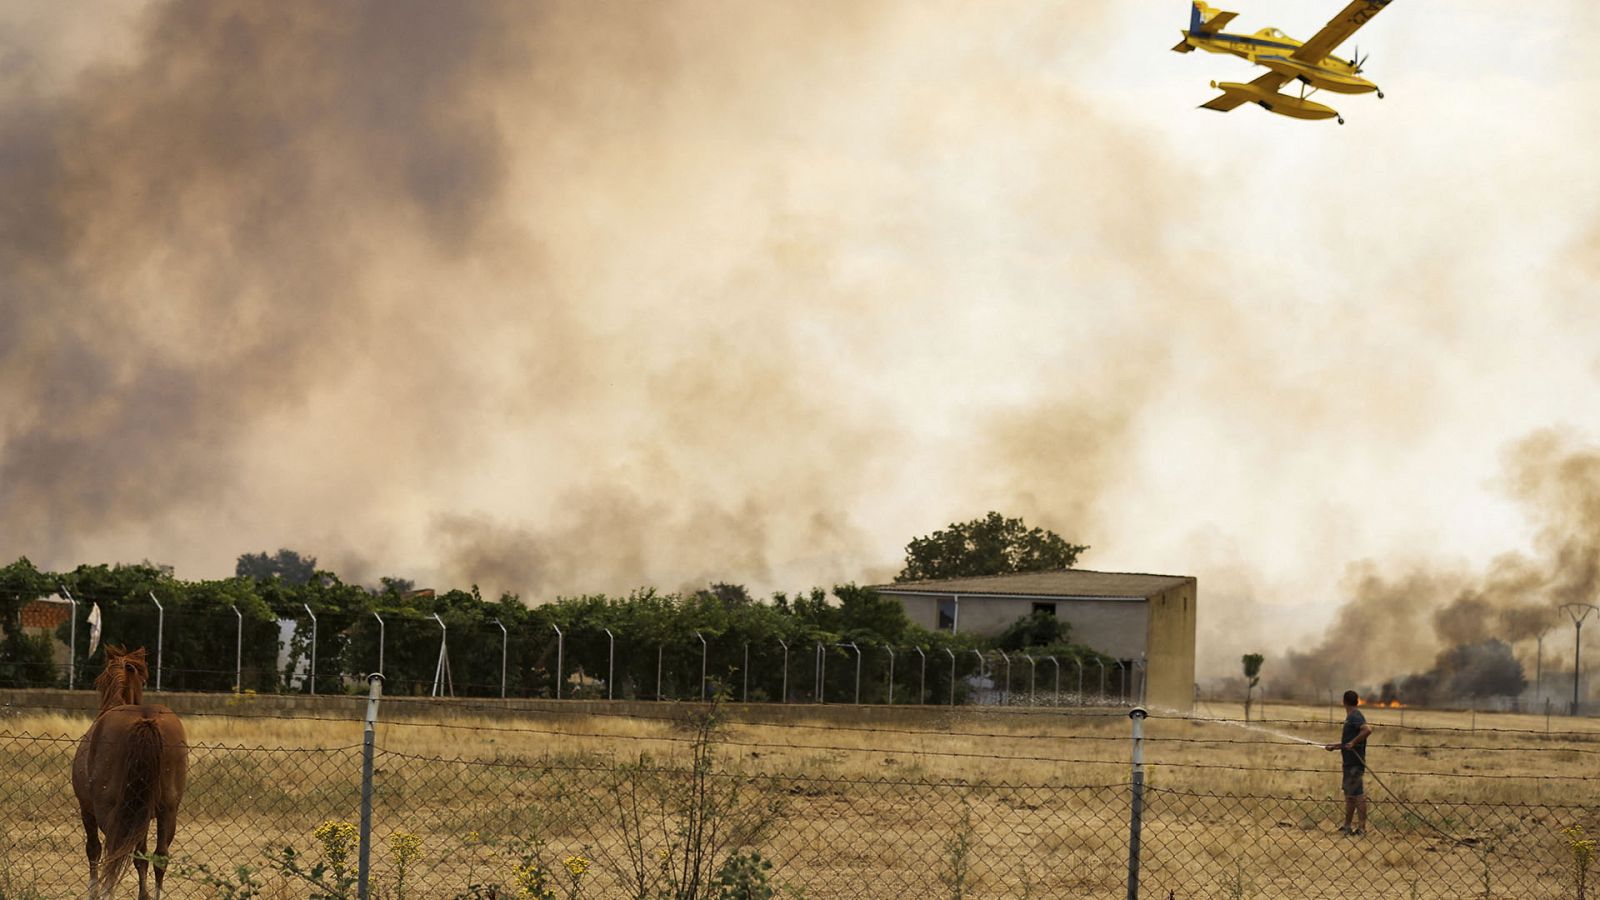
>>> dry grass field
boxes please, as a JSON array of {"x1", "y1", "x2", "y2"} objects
[{"x1": 2, "y1": 697, "x2": 1597, "y2": 898}]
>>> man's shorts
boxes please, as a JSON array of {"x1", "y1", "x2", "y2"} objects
[{"x1": 1342, "y1": 765, "x2": 1365, "y2": 797}]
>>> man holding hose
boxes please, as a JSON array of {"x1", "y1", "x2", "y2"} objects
[{"x1": 1325, "y1": 689, "x2": 1373, "y2": 835}]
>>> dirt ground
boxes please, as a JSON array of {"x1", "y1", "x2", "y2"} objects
[{"x1": 3, "y1": 699, "x2": 1595, "y2": 898}]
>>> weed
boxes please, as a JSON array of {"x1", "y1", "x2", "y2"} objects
[
  {"x1": 606, "y1": 699, "x2": 789, "y2": 900},
  {"x1": 0, "y1": 850, "x2": 46, "y2": 900},
  {"x1": 262, "y1": 819, "x2": 360, "y2": 899},
  {"x1": 1219, "y1": 859, "x2": 1256, "y2": 900},
  {"x1": 144, "y1": 855, "x2": 265, "y2": 899},
  {"x1": 390, "y1": 831, "x2": 423, "y2": 900},
  {"x1": 1565, "y1": 824, "x2": 1596, "y2": 900},
  {"x1": 709, "y1": 850, "x2": 776, "y2": 900},
  {"x1": 939, "y1": 799, "x2": 974, "y2": 900}
]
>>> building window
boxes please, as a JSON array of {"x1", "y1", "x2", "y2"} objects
[
  {"x1": 938, "y1": 598, "x2": 956, "y2": 631},
  {"x1": 1032, "y1": 601, "x2": 1056, "y2": 617}
]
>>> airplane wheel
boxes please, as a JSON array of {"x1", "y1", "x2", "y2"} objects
[
  {"x1": 1337, "y1": 117, "x2": 1345, "y2": 125},
  {"x1": 1377, "y1": 91, "x2": 1385, "y2": 99}
]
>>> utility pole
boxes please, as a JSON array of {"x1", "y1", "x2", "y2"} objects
[{"x1": 1560, "y1": 604, "x2": 1597, "y2": 716}]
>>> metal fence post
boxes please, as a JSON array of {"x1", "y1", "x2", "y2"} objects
[
  {"x1": 742, "y1": 641, "x2": 749, "y2": 703},
  {"x1": 357, "y1": 672, "x2": 385, "y2": 899},
  {"x1": 997, "y1": 650, "x2": 1011, "y2": 705},
  {"x1": 970, "y1": 649, "x2": 984, "y2": 702},
  {"x1": 656, "y1": 643, "x2": 664, "y2": 700},
  {"x1": 231, "y1": 605, "x2": 242, "y2": 693},
  {"x1": 695, "y1": 631, "x2": 708, "y2": 701},
  {"x1": 61, "y1": 586, "x2": 78, "y2": 690},
  {"x1": 945, "y1": 648, "x2": 956, "y2": 705},
  {"x1": 1023, "y1": 653, "x2": 1036, "y2": 706},
  {"x1": 552, "y1": 624, "x2": 564, "y2": 699},
  {"x1": 148, "y1": 591, "x2": 164, "y2": 692},
  {"x1": 778, "y1": 639, "x2": 789, "y2": 703},
  {"x1": 1139, "y1": 653, "x2": 1148, "y2": 706},
  {"x1": 604, "y1": 628, "x2": 615, "y2": 700},
  {"x1": 914, "y1": 646, "x2": 926, "y2": 704},
  {"x1": 303, "y1": 604, "x2": 318, "y2": 695},
  {"x1": 816, "y1": 641, "x2": 826, "y2": 704},
  {"x1": 1126, "y1": 706, "x2": 1149, "y2": 900},
  {"x1": 884, "y1": 644, "x2": 895, "y2": 705},
  {"x1": 431, "y1": 613, "x2": 452, "y2": 698},
  {"x1": 845, "y1": 641, "x2": 861, "y2": 704},
  {"x1": 493, "y1": 618, "x2": 508, "y2": 699},
  {"x1": 372, "y1": 611, "x2": 385, "y2": 678}
]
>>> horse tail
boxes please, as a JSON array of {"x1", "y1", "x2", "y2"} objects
[{"x1": 98, "y1": 716, "x2": 163, "y2": 891}]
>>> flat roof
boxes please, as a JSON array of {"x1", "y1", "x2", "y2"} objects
[{"x1": 872, "y1": 569, "x2": 1192, "y2": 599}]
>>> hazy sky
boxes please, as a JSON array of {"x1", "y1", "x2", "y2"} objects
[{"x1": 2, "y1": 1, "x2": 1597, "y2": 679}]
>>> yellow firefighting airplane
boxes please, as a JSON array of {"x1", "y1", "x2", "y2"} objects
[{"x1": 1173, "y1": 0, "x2": 1396, "y2": 124}]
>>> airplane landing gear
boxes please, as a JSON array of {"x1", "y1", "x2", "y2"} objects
[
  {"x1": 1337, "y1": 116, "x2": 1346, "y2": 125},
  {"x1": 1377, "y1": 91, "x2": 1385, "y2": 99}
]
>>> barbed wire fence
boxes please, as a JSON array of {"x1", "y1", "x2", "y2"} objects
[
  {"x1": 9, "y1": 593, "x2": 1164, "y2": 708},
  {"x1": 2, "y1": 688, "x2": 1597, "y2": 899}
]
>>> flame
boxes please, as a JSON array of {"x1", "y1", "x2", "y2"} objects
[{"x1": 1383, "y1": 700, "x2": 1405, "y2": 708}]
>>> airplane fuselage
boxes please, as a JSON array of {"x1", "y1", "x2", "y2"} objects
[{"x1": 1180, "y1": 28, "x2": 1379, "y2": 95}]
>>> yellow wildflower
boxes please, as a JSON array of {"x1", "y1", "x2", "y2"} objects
[
  {"x1": 514, "y1": 862, "x2": 556, "y2": 900},
  {"x1": 563, "y1": 854, "x2": 590, "y2": 878},
  {"x1": 313, "y1": 820, "x2": 358, "y2": 868},
  {"x1": 389, "y1": 831, "x2": 422, "y2": 869},
  {"x1": 1565, "y1": 825, "x2": 1596, "y2": 868}
]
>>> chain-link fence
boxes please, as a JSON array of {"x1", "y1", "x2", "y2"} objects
[{"x1": 2, "y1": 703, "x2": 1597, "y2": 898}]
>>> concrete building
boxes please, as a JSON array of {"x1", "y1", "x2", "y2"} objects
[
  {"x1": 18, "y1": 596, "x2": 72, "y2": 675},
  {"x1": 874, "y1": 569, "x2": 1197, "y2": 712}
]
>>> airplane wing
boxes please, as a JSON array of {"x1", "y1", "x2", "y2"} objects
[
  {"x1": 1199, "y1": 71, "x2": 1290, "y2": 111},
  {"x1": 1292, "y1": 0, "x2": 1394, "y2": 63}
]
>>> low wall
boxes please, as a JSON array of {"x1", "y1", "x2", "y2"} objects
[{"x1": 0, "y1": 687, "x2": 1123, "y2": 728}]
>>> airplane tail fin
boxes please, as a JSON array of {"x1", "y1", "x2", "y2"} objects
[
  {"x1": 1192, "y1": 3, "x2": 1240, "y2": 35},
  {"x1": 1175, "y1": 3, "x2": 1238, "y2": 52}
]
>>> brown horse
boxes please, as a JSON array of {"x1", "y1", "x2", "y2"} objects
[{"x1": 72, "y1": 646, "x2": 189, "y2": 899}]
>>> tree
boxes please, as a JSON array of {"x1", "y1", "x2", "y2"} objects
[
  {"x1": 1242, "y1": 653, "x2": 1264, "y2": 722},
  {"x1": 235, "y1": 549, "x2": 317, "y2": 586},
  {"x1": 895, "y1": 512, "x2": 1088, "y2": 582},
  {"x1": 996, "y1": 610, "x2": 1072, "y2": 653},
  {"x1": 1, "y1": 557, "x2": 58, "y2": 687}
]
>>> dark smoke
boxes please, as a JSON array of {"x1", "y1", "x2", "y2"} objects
[
  {"x1": 1381, "y1": 640, "x2": 1527, "y2": 707},
  {"x1": 0, "y1": 0, "x2": 1136, "y2": 598},
  {"x1": 0, "y1": 1, "x2": 520, "y2": 558}
]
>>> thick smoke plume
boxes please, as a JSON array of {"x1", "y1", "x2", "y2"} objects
[
  {"x1": 3, "y1": 1, "x2": 1599, "y2": 647},
  {"x1": 1380, "y1": 640, "x2": 1527, "y2": 707},
  {"x1": 0, "y1": 1, "x2": 1142, "y2": 597},
  {"x1": 1281, "y1": 429, "x2": 1600, "y2": 699}
]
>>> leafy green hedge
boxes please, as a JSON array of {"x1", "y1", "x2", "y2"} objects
[{"x1": 1, "y1": 557, "x2": 1110, "y2": 701}]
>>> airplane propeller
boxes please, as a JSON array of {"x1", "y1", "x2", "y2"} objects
[{"x1": 1350, "y1": 46, "x2": 1369, "y2": 73}]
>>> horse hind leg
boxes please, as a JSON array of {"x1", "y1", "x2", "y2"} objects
[
  {"x1": 133, "y1": 835, "x2": 149, "y2": 900},
  {"x1": 151, "y1": 805, "x2": 177, "y2": 900},
  {"x1": 80, "y1": 806, "x2": 102, "y2": 899}
]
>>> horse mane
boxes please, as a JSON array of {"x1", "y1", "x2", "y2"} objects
[{"x1": 95, "y1": 646, "x2": 147, "y2": 711}]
